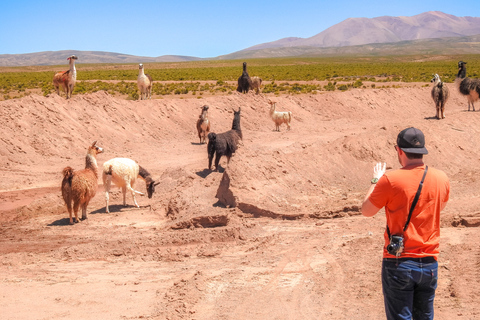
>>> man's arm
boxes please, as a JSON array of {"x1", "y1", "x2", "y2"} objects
[
  {"x1": 362, "y1": 188, "x2": 382, "y2": 217},
  {"x1": 361, "y1": 162, "x2": 385, "y2": 217}
]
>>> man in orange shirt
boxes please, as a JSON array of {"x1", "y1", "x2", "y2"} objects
[{"x1": 362, "y1": 127, "x2": 450, "y2": 320}]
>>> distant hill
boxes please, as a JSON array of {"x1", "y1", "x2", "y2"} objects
[
  {"x1": 243, "y1": 11, "x2": 480, "y2": 51},
  {"x1": 0, "y1": 50, "x2": 202, "y2": 67},
  {"x1": 218, "y1": 34, "x2": 480, "y2": 60}
]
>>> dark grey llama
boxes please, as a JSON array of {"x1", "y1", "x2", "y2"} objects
[
  {"x1": 237, "y1": 62, "x2": 252, "y2": 93},
  {"x1": 207, "y1": 108, "x2": 242, "y2": 171},
  {"x1": 456, "y1": 61, "x2": 480, "y2": 111}
]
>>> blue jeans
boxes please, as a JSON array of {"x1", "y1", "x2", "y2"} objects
[{"x1": 382, "y1": 257, "x2": 438, "y2": 320}]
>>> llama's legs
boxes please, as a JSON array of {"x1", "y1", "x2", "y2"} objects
[
  {"x1": 126, "y1": 183, "x2": 141, "y2": 208},
  {"x1": 208, "y1": 153, "x2": 214, "y2": 170},
  {"x1": 66, "y1": 202, "x2": 73, "y2": 225},
  {"x1": 81, "y1": 202, "x2": 88, "y2": 220},
  {"x1": 104, "y1": 175, "x2": 111, "y2": 213},
  {"x1": 214, "y1": 153, "x2": 221, "y2": 171},
  {"x1": 122, "y1": 186, "x2": 127, "y2": 206},
  {"x1": 73, "y1": 201, "x2": 81, "y2": 223}
]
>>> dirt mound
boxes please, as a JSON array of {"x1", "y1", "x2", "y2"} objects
[{"x1": 1, "y1": 86, "x2": 479, "y2": 319}]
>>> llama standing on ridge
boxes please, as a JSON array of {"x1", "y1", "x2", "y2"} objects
[
  {"x1": 251, "y1": 76, "x2": 263, "y2": 94},
  {"x1": 430, "y1": 74, "x2": 449, "y2": 119},
  {"x1": 237, "y1": 62, "x2": 252, "y2": 93},
  {"x1": 207, "y1": 108, "x2": 242, "y2": 171},
  {"x1": 53, "y1": 55, "x2": 78, "y2": 99},
  {"x1": 456, "y1": 61, "x2": 480, "y2": 111},
  {"x1": 61, "y1": 141, "x2": 104, "y2": 224},
  {"x1": 137, "y1": 63, "x2": 153, "y2": 100},
  {"x1": 268, "y1": 100, "x2": 292, "y2": 131},
  {"x1": 196, "y1": 105, "x2": 211, "y2": 144}
]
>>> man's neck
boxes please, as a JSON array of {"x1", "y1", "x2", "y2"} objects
[{"x1": 402, "y1": 159, "x2": 424, "y2": 168}]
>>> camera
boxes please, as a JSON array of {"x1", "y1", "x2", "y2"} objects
[{"x1": 387, "y1": 235, "x2": 404, "y2": 257}]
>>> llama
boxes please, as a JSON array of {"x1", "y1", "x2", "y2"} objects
[
  {"x1": 237, "y1": 62, "x2": 252, "y2": 93},
  {"x1": 196, "y1": 105, "x2": 211, "y2": 144},
  {"x1": 137, "y1": 63, "x2": 153, "y2": 100},
  {"x1": 53, "y1": 55, "x2": 78, "y2": 99},
  {"x1": 102, "y1": 158, "x2": 159, "y2": 213},
  {"x1": 251, "y1": 76, "x2": 263, "y2": 94},
  {"x1": 430, "y1": 74, "x2": 449, "y2": 119},
  {"x1": 207, "y1": 108, "x2": 242, "y2": 171},
  {"x1": 456, "y1": 61, "x2": 480, "y2": 111},
  {"x1": 61, "y1": 141, "x2": 104, "y2": 224},
  {"x1": 268, "y1": 100, "x2": 292, "y2": 131}
]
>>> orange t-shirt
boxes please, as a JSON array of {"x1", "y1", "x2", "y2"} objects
[{"x1": 369, "y1": 164, "x2": 450, "y2": 259}]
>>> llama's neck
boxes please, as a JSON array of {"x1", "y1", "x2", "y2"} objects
[
  {"x1": 232, "y1": 116, "x2": 242, "y2": 140},
  {"x1": 200, "y1": 111, "x2": 208, "y2": 121},
  {"x1": 457, "y1": 68, "x2": 466, "y2": 79},
  {"x1": 69, "y1": 59, "x2": 76, "y2": 79},
  {"x1": 139, "y1": 68, "x2": 145, "y2": 77},
  {"x1": 269, "y1": 103, "x2": 276, "y2": 115},
  {"x1": 138, "y1": 166, "x2": 153, "y2": 183},
  {"x1": 85, "y1": 153, "x2": 98, "y2": 175}
]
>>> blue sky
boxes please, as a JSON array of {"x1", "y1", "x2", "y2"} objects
[{"x1": 0, "y1": 0, "x2": 479, "y2": 58}]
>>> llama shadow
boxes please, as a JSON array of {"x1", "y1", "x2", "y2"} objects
[
  {"x1": 48, "y1": 218, "x2": 74, "y2": 226},
  {"x1": 196, "y1": 169, "x2": 212, "y2": 178},
  {"x1": 191, "y1": 142, "x2": 207, "y2": 146},
  {"x1": 196, "y1": 166, "x2": 225, "y2": 178},
  {"x1": 90, "y1": 205, "x2": 143, "y2": 214},
  {"x1": 213, "y1": 200, "x2": 227, "y2": 208},
  {"x1": 424, "y1": 116, "x2": 439, "y2": 120}
]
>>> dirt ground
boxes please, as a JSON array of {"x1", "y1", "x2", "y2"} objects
[{"x1": 0, "y1": 85, "x2": 479, "y2": 319}]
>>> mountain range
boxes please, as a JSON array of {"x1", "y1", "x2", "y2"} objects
[
  {"x1": 1, "y1": 11, "x2": 480, "y2": 66},
  {"x1": 242, "y1": 11, "x2": 480, "y2": 51}
]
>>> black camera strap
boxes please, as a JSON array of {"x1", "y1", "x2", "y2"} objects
[{"x1": 387, "y1": 166, "x2": 429, "y2": 237}]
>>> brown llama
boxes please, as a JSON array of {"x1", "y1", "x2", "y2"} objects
[
  {"x1": 53, "y1": 55, "x2": 78, "y2": 99},
  {"x1": 251, "y1": 76, "x2": 263, "y2": 94},
  {"x1": 196, "y1": 105, "x2": 211, "y2": 144},
  {"x1": 61, "y1": 141, "x2": 104, "y2": 224}
]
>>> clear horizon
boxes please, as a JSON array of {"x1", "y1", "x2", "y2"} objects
[{"x1": 1, "y1": 0, "x2": 479, "y2": 58}]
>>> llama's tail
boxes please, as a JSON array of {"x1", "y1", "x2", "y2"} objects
[
  {"x1": 208, "y1": 132, "x2": 216, "y2": 143},
  {"x1": 105, "y1": 164, "x2": 113, "y2": 176},
  {"x1": 62, "y1": 166, "x2": 74, "y2": 180},
  {"x1": 207, "y1": 133, "x2": 217, "y2": 154}
]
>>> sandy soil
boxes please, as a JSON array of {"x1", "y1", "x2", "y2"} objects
[{"x1": 0, "y1": 85, "x2": 479, "y2": 319}]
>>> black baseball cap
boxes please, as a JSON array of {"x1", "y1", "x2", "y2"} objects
[{"x1": 396, "y1": 127, "x2": 428, "y2": 154}]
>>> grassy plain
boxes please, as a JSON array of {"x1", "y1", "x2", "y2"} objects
[{"x1": 1, "y1": 55, "x2": 479, "y2": 100}]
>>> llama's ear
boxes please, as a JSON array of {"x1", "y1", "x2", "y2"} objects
[
  {"x1": 154, "y1": 181, "x2": 161, "y2": 186},
  {"x1": 92, "y1": 140, "x2": 97, "y2": 146}
]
